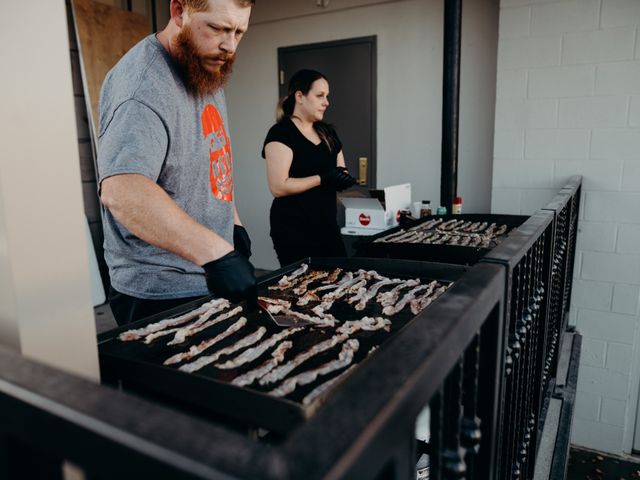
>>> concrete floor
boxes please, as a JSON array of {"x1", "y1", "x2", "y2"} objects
[{"x1": 567, "y1": 447, "x2": 640, "y2": 480}]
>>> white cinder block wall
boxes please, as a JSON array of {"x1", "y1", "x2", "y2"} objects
[{"x1": 492, "y1": 0, "x2": 640, "y2": 455}]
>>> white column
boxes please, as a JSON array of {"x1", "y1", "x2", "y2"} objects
[{"x1": 0, "y1": 2, "x2": 99, "y2": 381}]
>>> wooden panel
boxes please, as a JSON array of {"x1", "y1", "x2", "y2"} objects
[{"x1": 71, "y1": 0, "x2": 149, "y2": 138}]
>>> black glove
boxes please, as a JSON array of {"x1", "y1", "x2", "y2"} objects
[
  {"x1": 320, "y1": 167, "x2": 357, "y2": 191},
  {"x1": 335, "y1": 166, "x2": 357, "y2": 191},
  {"x1": 202, "y1": 251, "x2": 257, "y2": 303},
  {"x1": 233, "y1": 224, "x2": 252, "y2": 258}
]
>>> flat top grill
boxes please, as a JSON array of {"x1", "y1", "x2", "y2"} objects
[
  {"x1": 98, "y1": 258, "x2": 466, "y2": 434},
  {"x1": 354, "y1": 213, "x2": 529, "y2": 265}
]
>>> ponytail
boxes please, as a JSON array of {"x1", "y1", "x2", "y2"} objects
[{"x1": 276, "y1": 94, "x2": 296, "y2": 122}]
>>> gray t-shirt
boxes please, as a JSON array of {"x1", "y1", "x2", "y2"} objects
[{"x1": 98, "y1": 34, "x2": 235, "y2": 299}]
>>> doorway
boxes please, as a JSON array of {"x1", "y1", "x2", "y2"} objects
[{"x1": 277, "y1": 36, "x2": 377, "y2": 195}]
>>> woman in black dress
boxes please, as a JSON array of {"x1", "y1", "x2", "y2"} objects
[{"x1": 262, "y1": 69, "x2": 356, "y2": 266}]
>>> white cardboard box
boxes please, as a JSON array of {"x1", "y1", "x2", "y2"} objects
[
  {"x1": 339, "y1": 183, "x2": 412, "y2": 233},
  {"x1": 382, "y1": 183, "x2": 412, "y2": 227},
  {"x1": 340, "y1": 197, "x2": 386, "y2": 230}
]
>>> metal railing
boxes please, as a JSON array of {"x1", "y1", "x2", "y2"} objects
[
  {"x1": 482, "y1": 211, "x2": 556, "y2": 480},
  {"x1": 0, "y1": 262, "x2": 505, "y2": 479}
]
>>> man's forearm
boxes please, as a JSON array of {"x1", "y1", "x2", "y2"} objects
[{"x1": 101, "y1": 174, "x2": 233, "y2": 266}]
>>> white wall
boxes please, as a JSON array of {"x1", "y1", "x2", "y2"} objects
[
  {"x1": 493, "y1": 0, "x2": 640, "y2": 455},
  {"x1": 0, "y1": 3, "x2": 100, "y2": 381},
  {"x1": 459, "y1": 0, "x2": 499, "y2": 213},
  {"x1": 227, "y1": 0, "x2": 498, "y2": 269}
]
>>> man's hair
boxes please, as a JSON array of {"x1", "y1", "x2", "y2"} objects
[{"x1": 184, "y1": 0, "x2": 255, "y2": 12}]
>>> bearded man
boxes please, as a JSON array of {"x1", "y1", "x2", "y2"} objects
[{"x1": 98, "y1": 0, "x2": 256, "y2": 325}]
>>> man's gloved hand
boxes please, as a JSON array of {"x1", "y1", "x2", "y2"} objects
[
  {"x1": 233, "y1": 224, "x2": 252, "y2": 258},
  {"x1": 320, "y1": 166, "x2": 357, "y2": 191},
  {"x1": 202, "y1": 251, "x2": 257, "y2": 303}
]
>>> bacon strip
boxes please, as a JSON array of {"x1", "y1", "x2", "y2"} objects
[
  {"x1": 259, "y1": 316, "x2": 390, "y2": 386},
  {"x1": 382, "y1": 282, "x2": 435, "y2": 316},
  {"x1": 141, "y1": 300, "x2": 234, "y2": 344},
  {"x1": 179, "y1": 327, "x2": 267, "y2": 374},
  {"x1": 296, "y1": 290, "x2": 320, "y2": 306},
  {"x1": 377, "y1": 278, "x2": 421, "y2": 307},
  {"x1": 337, "y1": 317, "x2": 391, "y2": 334},
  {"x1": 268, "y1": 263, "x2": 309, "y2": 290},
  {"x1": 374, "y1": 228, "x2": 407, "y2": 243},
  {"x1": 258, "y1": 334, "x2": 348, "y2": 386},
  {"x1": 351, "y1": 278, "x2": 404, "y2": 311},
  {"x1": 231, "y1": 341, "x2": 293, "y2": 387},
  {"x1": 167, "y1": 306, "x2": 243, "y2": 345},
  {"x1": 323, "y1": 268, "x2": 343, "y2": 284},
  {"x1": 410, "y1": 284, "x2": 449, "y2": 315},
  {"x1": 315, "y1": 270, "x2": 378, "y2": 312},
  {"x1": 495, "y1": 224, "x2": 508, "y2": 236},
  {"x1": 293, "y1": 270, "x2": 329, "y2": 295},
  {"x1": 301, "y1": 336, "x2": 381, "y2": 406},
  {"x1": 257, "y1": 296, "x2": 291, "y2": 308},
  {"x1": 312, "y1": 271, "x2": 354, "y2": 294},
  {"x1": 164, "y1": 317, "x2": 247, "y2": 366},
  {"x1": 267, "y1": 340, "x2": 360, "y2": 398},
  {"x1": 215, "y1": 327, "x2": 302, "y2": 370},
  {"x1": 265, "y1": 303, "x2": 336, "y2": 328},
  {"x1": 118, "y1": 298, "x2": 229, "y2": 342}
]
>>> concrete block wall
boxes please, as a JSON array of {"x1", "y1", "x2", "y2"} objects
[{"x1": 493, "y1": 0, "x2": 640, "y2": 455}]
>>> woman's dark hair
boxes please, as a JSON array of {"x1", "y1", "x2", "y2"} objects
[{"x1": 277, "y1": 69, "x2": 338, "y2": 152}]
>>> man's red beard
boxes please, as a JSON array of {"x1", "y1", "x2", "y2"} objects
[{"x1": 172, "y1": 25, "x2": 235, "y2": 97}]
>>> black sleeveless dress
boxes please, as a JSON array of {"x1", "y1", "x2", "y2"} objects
[{"x1": 262, "y1": 117, "x2": 347, "y2": 266}]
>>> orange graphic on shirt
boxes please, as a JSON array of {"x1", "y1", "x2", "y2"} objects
[{"x1": 201, "y1": 103, "x2": 233, "y2": 202}]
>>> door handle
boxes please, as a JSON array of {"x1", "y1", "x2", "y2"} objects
[{"x1": 358, "y1": 157, "x2": 368, "y2": 186}]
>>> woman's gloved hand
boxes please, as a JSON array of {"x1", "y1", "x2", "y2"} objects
[
  {"x1": 320, "y1": 166, "x2": 357, "y2": 191},
  {"x1": 202, "y1": 251, "x2": 257, "y2": 303},
  {"x1": 335, "y1": 166, "x2": 357, "y2": 191},
  {"x1": 233, "y1": 224, "x2": 252, "y2": 258}
]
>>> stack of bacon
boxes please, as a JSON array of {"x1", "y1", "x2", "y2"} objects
[
  {"x1": 117, "y1": 264, "x2": 450, "y2": 405},
  {"x1": 374, "y1": 218, "x2": 510, "y2": 247}
]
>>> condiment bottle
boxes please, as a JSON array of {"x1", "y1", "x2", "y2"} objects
[
  {"x1": 452, "y1": 196, "x2": 463, "y2": 214},
  {"x1": 420, "y1": 200, "x2": 432, "y2": 218}
]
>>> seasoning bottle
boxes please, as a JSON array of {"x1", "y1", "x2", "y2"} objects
[
  {"x1": 420, "y1": 200, "x2": 432, "y2": 218},
  {"x1": 452, "y1": 196, "x2": 463, "y2": 214}
]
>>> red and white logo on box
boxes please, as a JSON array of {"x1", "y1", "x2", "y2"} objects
[{"x1": 359, "y1": 213, "x2": 371, "y2": 226}]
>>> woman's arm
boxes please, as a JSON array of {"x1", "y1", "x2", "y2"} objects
[
  {"x1": 264, "y1": 141, "x2": 321, "y2": 197},
  {"x1": 336, "y1": 150, "x2": 346, "y2": 169}
]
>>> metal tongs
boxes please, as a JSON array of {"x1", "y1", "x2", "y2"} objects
[{"x1": 256, "y1": 298, "x2": 312, "y2": 328}]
